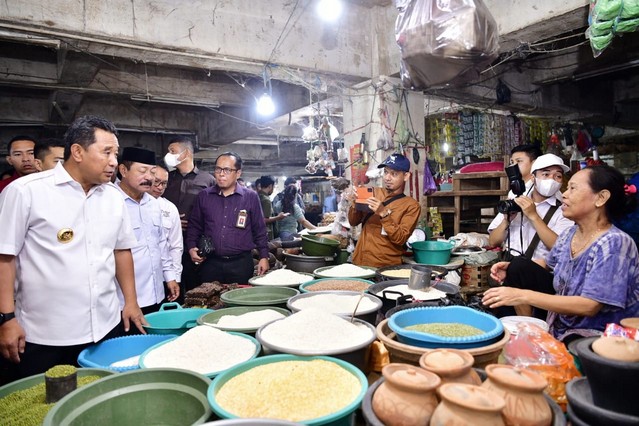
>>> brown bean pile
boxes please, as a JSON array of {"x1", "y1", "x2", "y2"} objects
[{"x1": 306, "y1": 280, "x2": 369, "y2": 292}]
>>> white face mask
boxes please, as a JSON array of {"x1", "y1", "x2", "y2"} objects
[
  {"x1": 164, "y1": 151, "x2": 184, "y2": 168},
  {"x1": 535, "y1": 178, "x2": 562, "y2": 198}
]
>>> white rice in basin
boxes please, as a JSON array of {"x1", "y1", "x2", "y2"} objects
[
  {"x1": 251, "y1": 269, "x2": 314, "y2": 285},
  {"x1": 259, "y1": 308, "x2": 374, "y2": 351},
  {"x1": 142, "y1": 326, "x2": 257, "y2": 374},
  {"x1": 319, "y1": 263, "x2": 373, "y2": 277},
  {"x1": 215, "y1": 309, "x2": 286, "y2": 329},
  {"x1": 290, "y1": 293, "x2": 378, "y2": 314}
]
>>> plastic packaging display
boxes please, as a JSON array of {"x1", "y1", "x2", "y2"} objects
[{"x1": 394, "y1": 0, "x2": 499, "y2": 89}]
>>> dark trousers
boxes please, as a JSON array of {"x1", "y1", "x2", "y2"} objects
[
  {"x1": 0, "y1": 322, "x2": 122, "y2": 385},
  {"x1": 505, "y1": 256, "x2": 555, "y2": 320},
  {"x1": 198, "y1": 251, "x2": 254, "y2": 284},
  {"x1": 180, "y1": 247, "x2": 200, "y2": 298}
]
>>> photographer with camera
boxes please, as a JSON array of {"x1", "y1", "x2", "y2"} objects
[{"x1": 488, "y1": 154, "x2": 574, "y2": 318}]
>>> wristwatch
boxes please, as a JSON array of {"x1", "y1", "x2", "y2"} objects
[{"x1": 0, "y1": 312, "x2": 15, "y2": 325}]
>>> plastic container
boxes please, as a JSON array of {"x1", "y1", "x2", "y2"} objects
[
  {"x1": 43, "y1": 368, "x2": 212, "y2": 426},
  {"x1": 299, "y1": 277, "x2": 374, "y2": 293},
  {"x1": 301, "y1": 235, "x2": 340, "y2": 256},
  {"x1": 139, "y1": 332, "x2": 261, "y2": 378},
  {"x1": 0, "y1": 368, "x2": 114, "y2": 400},
  {"x1": 375, "y1": 264, "x2": 448, "y2": 282},
  {"x1": 208, "y1": 354, "x2": 367, "y2": 426},
  {"x1": 197, "y1": 306, "x2": 290, "y2": 335},
  {"x1": 220, "y1": 286, "x2": 299, "y2": 307},
  {"x1": 256, "y1": 317, "x2": 377, "y2": 372},
  {"x1": 410, "y1": 241, "x2": 454, "y2": 265},
  {"x1": 143, "y1": 302, "x2": 213, "y2": 335},
  {"x1": 287, "y1": 291, "x2": 382, "y2": 325},
  {"x1": 388, "y1": 306, "x2": 503, "y2": 349},
  {"x1": 284, "y1": 252, "x2": 334, "y2": 273},
  {"x1": 77, "y1": 334, "x2": 177, "y2": 372}
]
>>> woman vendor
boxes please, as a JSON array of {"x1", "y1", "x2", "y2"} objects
[
  {"x1": 273, "y1": 185, "x2": 316, "y2": 240},
  {"x1": 483, "y1": 164, "x2": 639, "y2": 343}
]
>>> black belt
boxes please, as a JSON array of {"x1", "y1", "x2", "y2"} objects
[{"x1": 212, "y1": 251, "x2": 251, "y2": 261}]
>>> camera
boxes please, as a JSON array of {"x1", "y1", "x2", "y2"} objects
[{"x1": 497, "y1": 163, "x2": 526, "y2": 214}]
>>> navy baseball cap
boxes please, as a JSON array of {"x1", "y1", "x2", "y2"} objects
[{"x1": 378, "y1": 153, "x2": 410, "y2": 172}]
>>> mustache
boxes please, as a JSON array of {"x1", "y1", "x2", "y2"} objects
[{"x1": 141, "y1": 180, "x2": 153, "y2": 186}]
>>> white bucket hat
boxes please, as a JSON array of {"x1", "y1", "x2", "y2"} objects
[{"x1": 530, "y1": 153, "x2": 570, "y2": 174}]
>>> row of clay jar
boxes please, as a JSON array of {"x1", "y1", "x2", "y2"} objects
[{"x1": 371, "y1": 348, "x2": 552, "y2": 426}]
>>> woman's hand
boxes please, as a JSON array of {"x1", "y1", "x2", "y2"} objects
[
  {"x1": 482, "y1": 287, "x2": 527, "y2": 308},
  {"x1": 490, "y1": 261, "x2": 510, "y2": 284}
]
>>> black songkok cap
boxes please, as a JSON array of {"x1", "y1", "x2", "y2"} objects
[{"x1": 121, "y1": 147, "x2": 156, "y2": 165}]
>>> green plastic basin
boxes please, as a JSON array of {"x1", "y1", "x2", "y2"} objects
[
  {"x1": 0, "y1": 368, "x2": 114, "y2": 399},
  {"x1": 208, "y1": 354, "x2": 367, "y2": 426},
  {"x1": 143, "y1": 302, "x2": 213, "y2": 335},
  {"x1": 43, "y1": 368, "x2": 212, "y2": 426},
  {"x1": 302, "y1": 235, "x2": 340, "y2": 256},
  {"x1": 220, "y1": 286, "x2": 299, "y2": 308},
  {"x1": 411, "y1": 241, "x2": 454, "y2": 265}
]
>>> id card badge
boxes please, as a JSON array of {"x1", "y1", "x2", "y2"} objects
[{"x1": 236, "y1": 209, "x2": 248, "y2": 229}]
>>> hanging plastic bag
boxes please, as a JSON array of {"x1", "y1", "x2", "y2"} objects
[
  {"x1": 395, "y1": 0, "x2": 499, "y2": 89},
  {"x1": 422, "y1": 157, "x2": 437, "y2": 195}
]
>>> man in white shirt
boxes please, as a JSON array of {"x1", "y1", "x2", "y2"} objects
[
  {"x1": 116, "y1": 147, "x2": 179, "y2": 316},
  {"x1": 0, "y1": 116, "x2": 146, "y2": 382},
  {"x1": 150, "y1": 165, "x2": 183, "y2": 294}
]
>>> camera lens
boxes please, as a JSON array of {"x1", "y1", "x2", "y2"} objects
[{"x1": 497, "y1": 199, "x2": 521, "y2": 214}]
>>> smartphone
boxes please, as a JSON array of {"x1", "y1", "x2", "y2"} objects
[{"x1": 355, "y1": 187, "x2": 374, "y2": 211}]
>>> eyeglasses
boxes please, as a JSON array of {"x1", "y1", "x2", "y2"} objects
[
  {"x1": 214, "y1": 167, "x2": 238, "y2": 175},
  {"x1": 153, "y1": 180, "x2": 168, "y2": 188}
]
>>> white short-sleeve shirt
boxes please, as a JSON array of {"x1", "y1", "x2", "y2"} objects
[
  {"x1": 158, "y1": 197, "x2": 183, "y2": 282},
  {"x1": 0, "y1": 163, "x2": 137, "y2": 345}
]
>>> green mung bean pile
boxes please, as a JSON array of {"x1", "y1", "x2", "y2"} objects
[
  {"x1": 406, "y1": 322, "x2": 484, "y2": 337},
  {"x1": 44, "y1": 364, "x2": 76, "y2": 378},
  {"x1": 0, "y1": 375, "x2": 101, "y2": 426}
]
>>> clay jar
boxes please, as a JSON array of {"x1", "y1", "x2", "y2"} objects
[
  {"x1": 372, "y1": 363, "x2": 441, "y2": 426},
  {"x1": 481, "y1": 364, "x2": 551, "y2": 426},
  {"x1": 431, "y1": 383, "x2": 506, "y2": 426},
  {"x1": 419, "y1": 348, "x2": 481, "y2": 387}
]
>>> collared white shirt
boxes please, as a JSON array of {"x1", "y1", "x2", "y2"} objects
[
  {"x1": 0, "y1": 163, "x2": 137, "y2": 345},
  {"x1": 116, "y1": 184, "x2": 176, "y2": 308},
  {"x1": 488, "y1": 193, "x2": 574, "y2": 261},
  {"x1": 158, "y1": 196, "x2": 183, "y2": 282}
]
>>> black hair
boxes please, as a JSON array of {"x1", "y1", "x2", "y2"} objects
[
  {"x1": 63, "y1": 116, "x2": 118, "y2": 161},
  {"x1": 510, "y1": 144, "x2": 543, "y2": 161},
  {"x1": 34, "y1": 138, "x2": 65, "y2": 161},
  {"x1": 282, "y1": 184, "x2": 298, "y2": 214},
  {"x1": 586, "y1": 164, "x2": 637, "y2": 221},
  {"x1": 167, "y1": 137, "x2": 194, "y2": 153},
  {"x1": 8, "y1": 135, "x2": 37, "y2": 153},
  {"x1": 284, "y1": 177, "x2": 297, "y2": 186},
  {"x1": 1, "y1": 167, "x2": 15, "y2": 178},
  {"x1": 216, "y1": 151, "x2": 242, "y2": 170},
  {"x1": 260, "y1": 175, "x2": 275, "y2": 188}
]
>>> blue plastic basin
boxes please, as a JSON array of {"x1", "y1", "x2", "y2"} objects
[
  {"x1": 388, "y1": 306, "x2": 504, "y2": 349},
  {"x1": 78, "y1": 334, "x2": 177, "y2": 372}
]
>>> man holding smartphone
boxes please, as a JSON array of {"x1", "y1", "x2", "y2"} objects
[{"x1": 348, "y1": 153, "x2": 421, "y2": 267}]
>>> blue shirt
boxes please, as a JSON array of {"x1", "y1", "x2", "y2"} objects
[
  {"x1": 546, "y1": 225, "x2": 639, "y2": 340},
  {"x1": 186, "y1": 183, "x2": 269, "y2": 259}
]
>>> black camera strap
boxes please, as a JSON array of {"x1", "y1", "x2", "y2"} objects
[
  {"x1": 523, "y1": 203, "x2": 559, "y2": 259},
  {"x1": 361, "y1": 194, "x2": 406, "y2": 227}
]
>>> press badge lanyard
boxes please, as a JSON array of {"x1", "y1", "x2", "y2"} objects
[{"x1": 236, "y1": 209, "x2": 248, "y2": 229}]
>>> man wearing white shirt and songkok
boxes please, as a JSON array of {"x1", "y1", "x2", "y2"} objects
[
  {"x1": 116, "y1": 147, "x2": 179, "y2": 318},
  {"x1": 150, "y1": 165, "x2": 184, "y2": 295},
  {"x1": 0, "y1": 116, "x2": 146, "y2": 383}
]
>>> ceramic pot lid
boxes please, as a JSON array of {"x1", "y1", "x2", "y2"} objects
[
  {"x1": 485, "y1": 364, "x2": 548, "y2": 391},
  {"x1": 420, "y1": 349, "x2": 473, "y2": 371},
  {"x1": 438, "y1": 383, "x2": 505, "y2": 411},
  {"x1": 591, "y1": 336, "x2": 639, "y2": 362},
  {"x1": 382, "y1": 363, "x2": 440, "y2": 390}
]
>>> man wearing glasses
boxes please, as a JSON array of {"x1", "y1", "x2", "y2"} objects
[
  {"x1": 348, "y1": 153, "x2": 421, "y2": 267},
  {"x1": 186, "y1": 152, "x2": 269, "y2": 284},
  {"x1": 150, "y1": 165, "x2": 183, "y2": 296}
]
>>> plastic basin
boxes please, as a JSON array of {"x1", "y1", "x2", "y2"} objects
[
  {"x1": 299, "y1": 277, "x2": 374, "y2": 293},
  {"x1": 220, "y1": 286, "x2": 299, "y2": 308},
  {"x1": 197, "y1": 306, "x2": 291, "y2": 335},
  {"x1": 411, "y1": 241, "x2": 454, "y2": 265},
  {"x1": 0, "y1": 368, "x2": 114, "y2": 399},
  {"x1": 77, "y1": 334, "x2": 177, "y2": 372},
  {"x1": 301, "y1": 235, "x2": 340, "y2": 256},
  {"x1": 388, "y1": 306, "x2": 504, "y2": 349},
  {"x1": 139, "y1": 333, "x2": 261, "y2": 378},
  {"x1": 143, "y1": 302, "x2": 213, "y2": 335},
  {"x1": 208, "y1": 354, "x2": 367, "y2": 426},
  {"x1": 43, "y1": 368, "x2": 212, "y2": 425}
]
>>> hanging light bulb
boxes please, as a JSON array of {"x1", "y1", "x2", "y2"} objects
[
  {"x1": 442, "y1": 142, "x2": 449, "y2": 153},
  {"x1": 317, "y1": 0, "x2": 343, "y2": 23},
  {"x1": 256, "y1": 93, "x2": 275, "y2": 116}
]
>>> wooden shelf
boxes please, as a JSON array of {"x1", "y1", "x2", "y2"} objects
[{"x1": 427, "y1": 172, "x2": 508, "y2": 237}]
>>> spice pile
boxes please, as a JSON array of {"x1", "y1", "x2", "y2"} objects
[
  {"x1": 183, "y1": 282, "x2": 239, "y2": 308},
  {"x1": 142, "y1": 325, "x2": 257, "y2": 375}
]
